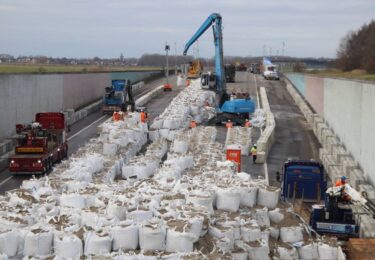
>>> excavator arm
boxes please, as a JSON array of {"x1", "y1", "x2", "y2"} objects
[{"x1": 183, "y1": 13, "x2": 226, "y2": 101}]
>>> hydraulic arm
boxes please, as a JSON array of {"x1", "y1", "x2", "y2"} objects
[{"x1": 183, "y1": 13, "x2": 226, "y2": 100}]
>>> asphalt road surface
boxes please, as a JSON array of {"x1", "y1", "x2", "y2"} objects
[
  {"x1": 0, "y1": 76, "x2": 178, "y2": 194},
  {"x1": 256, "y1": 73, "x2": 321, "y2": 186}
]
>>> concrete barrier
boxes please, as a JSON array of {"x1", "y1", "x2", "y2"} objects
[{"x1": 256, "y1": 87, "x2": 276, "y2": 164}]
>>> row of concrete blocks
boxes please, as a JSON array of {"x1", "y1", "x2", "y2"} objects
[
  {"x1": 284, "y1": 80, "x2": 368, "y2": 189},
  {"x1": 284, "y1": 78, "x2": 375, "y2": 237},
  {"x1": 256, "y1": 87, "x2": 276, "y2": 164}
]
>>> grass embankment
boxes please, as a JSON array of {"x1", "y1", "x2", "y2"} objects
[
  {"x1": 0, "y1": 64, "x2": 161, "y2": 74},
  {"x1": 306, "y1": 69, "x2": 375, "y2": 82}
]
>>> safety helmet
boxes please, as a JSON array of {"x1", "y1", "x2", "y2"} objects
[
  {"x1": 341, "y1": 176, "x2": 346, "y2": 181},
  {"x1": 254, "y1": 144, "x2": 257, "y2": 147},
  {"x1": 245, "y1": 119, "x2": 249, "y2": 121},
  {"x1": 228, "y1": 120, "x2": 231, "y2": 122}
]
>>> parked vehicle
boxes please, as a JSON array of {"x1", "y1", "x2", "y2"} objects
[
  {"x1": 102, "y1": 79, "x2": 135, "y2": 114},
  {"x1": 9, "y1": 112, "x2": 68, "y2": 174}
]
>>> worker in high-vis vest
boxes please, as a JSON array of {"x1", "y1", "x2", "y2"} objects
[
  {"x1": 189, "y1": 120, "x2": 197, "y2": 128},
  {"x1": 244, "y1": 119, "x2": 252, "y2": 127},
  {"x1": 112, "y1": 111, "x2": 120, "y2": 121},
  {"x1": 250, "y1": 144, "x2": 257, "y2": 164},
  {"x1": 140, "y1": 110, "x2": 147, "y2": 123},
  {"x1": 226, "y1": 120, "x2": 233, "y2": 129}
]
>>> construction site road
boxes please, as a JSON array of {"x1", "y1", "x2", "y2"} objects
[
  {"x1": 0, "y1": 75, "x2": 178, "y2": 194},
  {"x1": 257, "y1": 73, "x2": 321, "y2": 187}
]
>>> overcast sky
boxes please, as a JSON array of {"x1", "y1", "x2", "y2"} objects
[{"x1": 0, "y1": 0, "x2": 374, "y2": 58}]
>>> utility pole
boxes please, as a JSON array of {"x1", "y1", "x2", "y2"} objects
[{"x1": 165, "y1": 42, "x2": 170, "y2": 84}]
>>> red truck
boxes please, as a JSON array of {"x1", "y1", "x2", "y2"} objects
[{"x1": 9, "y1": 112, "x2": 68, "y2": 174}]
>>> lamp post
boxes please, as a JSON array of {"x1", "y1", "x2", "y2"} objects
[{"x1": 165, "y1": 42, "x2": 170, "y2": 84}]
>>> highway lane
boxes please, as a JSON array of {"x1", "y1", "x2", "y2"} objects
[
  {"x1": 257, "y1": 74, "x2": 321, "y2": 186},
  {"x1": 0, "y1": 75, "x2": 176, "y2": 193}
]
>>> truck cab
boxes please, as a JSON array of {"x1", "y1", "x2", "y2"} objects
[
  {"x1": 281, "y1": 159, "x2": 327, "y2": 201},
  {"x1": 9, "y1": 112, "x2": 68, "y2": 174},
  {"x1": 263, "y1": 65, "x2": 280, "y2": 80},
  {"x1": 102, "y1": 79, "x2": 134, "y2": 113}
]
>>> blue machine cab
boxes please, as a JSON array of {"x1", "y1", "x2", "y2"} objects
[{"x1": 281, "y1": 159, "x2": 327, "y2": 201}]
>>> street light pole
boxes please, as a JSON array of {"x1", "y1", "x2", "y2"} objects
[{"x1": 165, "y1": 42, "x2": 170, "y2": 84}]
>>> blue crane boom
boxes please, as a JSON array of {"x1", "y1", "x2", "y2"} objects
[
  {"x1": 183, "y1": 13, "x2": 256, "y2": 125},
  {"x1": 183, "y1": 13, "x2": 226, "y2": 99}
]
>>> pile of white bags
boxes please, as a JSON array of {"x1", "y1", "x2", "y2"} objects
[{"x1": 0, "y1": 79, "x2": 339, "y2": 259}]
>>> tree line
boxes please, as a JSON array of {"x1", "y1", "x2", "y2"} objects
[{"x1": 337, "y1": 20, "x2": 375, "y2": 73}]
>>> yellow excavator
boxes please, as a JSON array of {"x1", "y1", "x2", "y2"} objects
[{"x1": 187, "y1": 60, "x2": 203, "y2": 79}]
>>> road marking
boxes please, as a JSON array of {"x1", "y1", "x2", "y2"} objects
[
  {"x1": 0, "y1": 176, "x2": 13, "y2": 186},
  {"x1": 68, "y1": 115, "x2": 107, "y2": 141}
]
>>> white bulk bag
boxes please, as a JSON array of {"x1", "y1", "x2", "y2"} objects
[
  {"x1": 269, "y1": 226, "x2": 280, "y2": 239},
  {"x1": 106, "y1": 202, "x2": 127, "y2": 221},
  {"x1": 84, "y1": 231, "x2": 112, "y2": 255},
  {"x1": 54, "y1": 234, "x2": 83, "y2": 259},
  {"x1": 139, "y1": 225, "x2": 166, "y2": 251},
  {"x1": 318, "y1": 243, "x2": 338, "y2": 260},
  {"x1": 103, "y1": 143, "x2": 118, "y2": 155},
  {"x1": 159, "y1": 129, "x2": 170, "y2": 139},
  {"x1": 122, "y1": 165, "x2": 135, "y2": 179},
  {"x1": 186, "y1": 194, "x2": 214, "y2": 214},
  {"x1": 188, "y1": 217, "x2": 204, "y2": 242},
  {"x1": 163, "y1": 119, "x2": 179, "y2": 130},
  {"x1": 239, "y1": 186, "x2": 258, "y2": 207},
  {"x1": 166, "y1": 229, "x2": 195, "y2": 253},
  {"x1": 280, "y1": 226, "x2": 303, "y2": 243},
  {"x1": 232, "y1": 251, "x2": 248, "y2": 260},
  {"x1": 60, "y1": 194, "x2": 86, "y2": 209},
  {"x1": 23, "y1": 230, "x2": 53, "y2": 257},
  {"x1": 277, "y1": 246, "x2": 299, "y2": 260},
  {"x1": 297, "y1": 242, "x2": 319, "y2": 260},
  {"x1": 246, "y1": 240, "x2": 269, "y2": 260},
  {"x1": 127, "y1": 210, "x2": 153, "y2": 224},
  {"x1": 240, "y1": 225, "x2": 261, "y2": 242},
  {"x1": 177, "y1": 76, "x2": 185, "y2": 87},
  {"x1": 256, "y1": 187, "x2": 280, "y2": 209},
  {"x1": 21, "y1": 179, "x2": 43, "y2": 191},
  {"x1": 215, "y1": 188, "x2": 241, "y2": 212},
  {"x1": 268, "y1": 208, "x2": 284, "y2": 224},
  {"x1": 209, "y1": 226, "x2": 235, "y2": 250},
  {"x1": 112, "y1": 224, "x2": 139, "y2": 251},
  {"x1": 151, "y1": 118, "x2": 163, "y2": 129},
  {"x1": 149, "y1": 130, "x2": 160, "y2": 141},
  {"x1": 172, "y1": 140, "x2": 188, "y2": 154},
  {"x1": 255, "y1": 208, "x2": 270, "y2": 227},
  {"x1": 0, "y1": 230, "x2": 20, "y2": 257}
]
